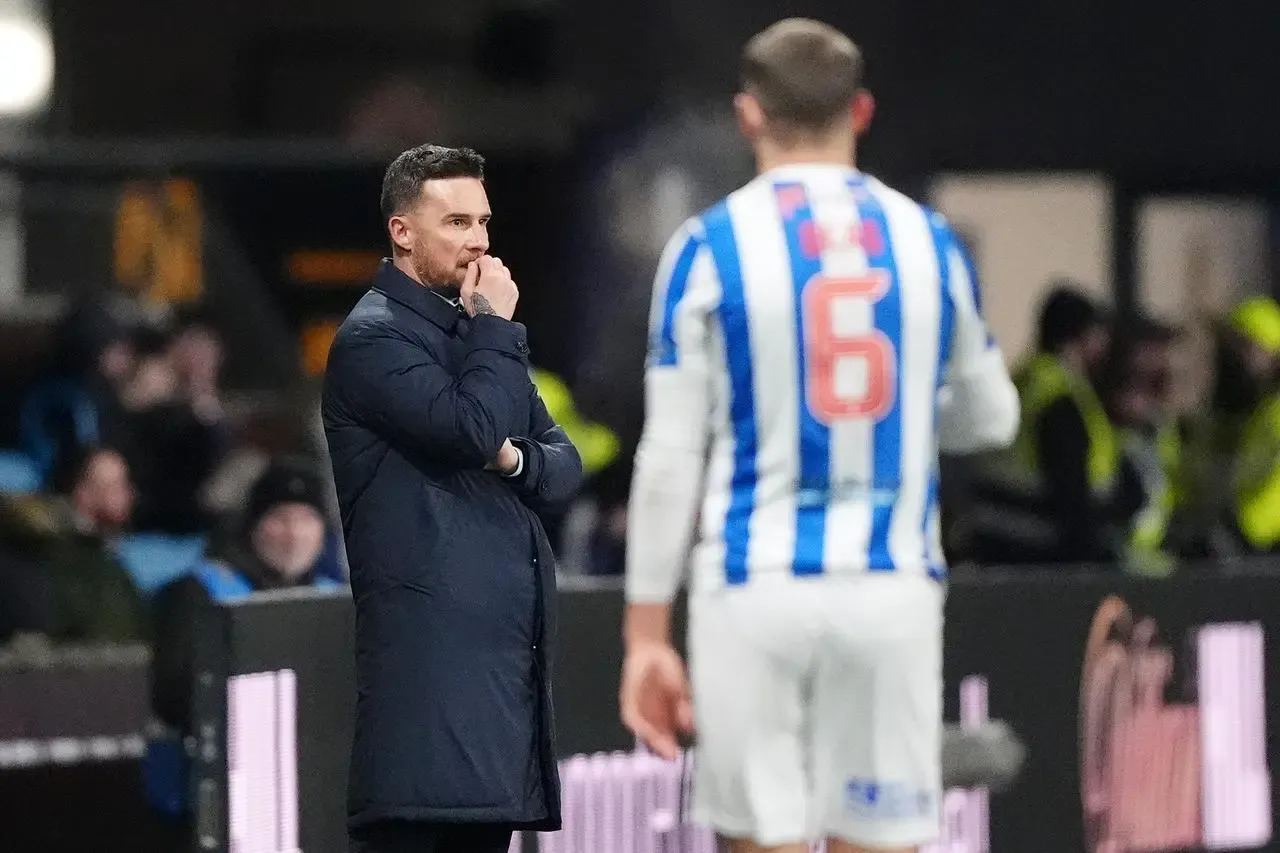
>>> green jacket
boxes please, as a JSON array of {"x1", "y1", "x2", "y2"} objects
[{"x1": 0, "y1": 495, "x2": 149, "y2": 644}]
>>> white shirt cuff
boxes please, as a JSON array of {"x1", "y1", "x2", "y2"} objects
[{"x1": 501, "y1": 446, "x2": 524, "y2": 478}]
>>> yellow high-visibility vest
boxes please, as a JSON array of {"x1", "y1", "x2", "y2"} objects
[
  {"x1": 530, "y1": 369, "x2": 620, "y2": 477},
  {"x1": 1011, "y1": 353, "x2": 1119, "y2": 495},
  {"x1": 1234, "y1": 394, "x2": 1280, "y2": 551},
  {"x1": 1124, "y1": 422, "x2": 1182, "y2": 576}
]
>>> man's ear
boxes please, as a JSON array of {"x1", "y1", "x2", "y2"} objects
[
  {"x1": 852, "y1": 89, "x2": 876, "y2": 137},
  {"x1": 734, "y1": 92, "x2": 767, "y2": 142},
  {"x1": 388, "y1": 215, "x2": 414, "y2": 253}
]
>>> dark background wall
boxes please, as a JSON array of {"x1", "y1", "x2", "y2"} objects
[{"x1": 48, "y1": 0, "x2": 1280, "y2": 183}]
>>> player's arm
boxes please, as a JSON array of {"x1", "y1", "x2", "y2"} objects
[
  {"x1": 624, "y1": 224, "x2": 716, "y2": 627},
  {"x1": 934, "y1": 220, "x2": 1020, "y2": 453},
  {"x1": 621, "y1": 224, "x2": 716, "y2": 758}
]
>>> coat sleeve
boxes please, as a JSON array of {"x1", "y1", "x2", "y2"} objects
[
  {"x1": 502, "y1": 387, "x2": 585, "y2": 512},
  {"x1": 325, "y1": 316, "x2": 532, "y2": 466}
]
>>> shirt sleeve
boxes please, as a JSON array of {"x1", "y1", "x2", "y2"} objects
[
  {"x1": 934, "y1": 218, "x2": 1020, "y2": 453},
  {"x1": 625, "y1": 221, "x2": 719, "y2": 604},
  {"x1": 500, "y1": 447, "x2": 524, "y2": 478}
]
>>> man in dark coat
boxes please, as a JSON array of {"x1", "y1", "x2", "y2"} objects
[{"x1": 322, "y1": 144, "x2": 583, "y2": 853}]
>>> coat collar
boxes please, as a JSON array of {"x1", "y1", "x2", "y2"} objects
[{"x1": 371, "y1": 259, "x2": 463, "y2": 332}]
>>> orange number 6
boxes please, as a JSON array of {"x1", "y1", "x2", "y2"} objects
[{"x1": 803, "y1": 273, "x2": 897, "y2": 423}]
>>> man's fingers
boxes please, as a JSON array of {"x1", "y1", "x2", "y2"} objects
[
  {"x1": 461, "y1": 261, "x2": 479, "y2": 295},
  {"x1": 626, "y1": 710, "x2": 679, "y2": 761},
  {"x1": 648, "y1": 732, "x2": 680, "y2": 761},
  {"x1": 622, "y1": 684, "x2": 687, "y2": 762},
  {"x1": 621, "y1": 703, "x2": 661, "y2": 747},
  {"x1": 675, "y1": 695, "x2": 695, "y2": 734}
]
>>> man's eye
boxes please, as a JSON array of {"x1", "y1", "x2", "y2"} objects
[{"x1": 450, "y1": 218, "x2": 467, "y2": 227}]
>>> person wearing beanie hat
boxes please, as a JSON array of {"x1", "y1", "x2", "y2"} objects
[
  {"x1": 240, "y1": 458, "x2": 332, "y2": 585},
  {"x1": 144, "y1": 457, "x2": 343, "y2": 823}
]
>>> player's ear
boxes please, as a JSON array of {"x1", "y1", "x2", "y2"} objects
[
  {"x1": 852, "y1": 89, "x2": 876, "y2": 137},
  {"x1": 387, "y1": 215, "x2": 414, "y2": 254},
  {"x1": 734, "y1": 92, "x2": 766, "y2": 141}
]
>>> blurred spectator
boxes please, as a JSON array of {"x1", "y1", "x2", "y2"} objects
[
  {"x1": 965, "y1": 285, "x2": 1141, "y2": 567},
  {"x1": 1233, "y1": 386, "x2": 1280, "y2": 554},
  {"x1": 1102, "y1": 317, "x2": 1183, "y2": 575},
  {"x1": 1182, "y1": 296, "x2": 1280, "y2": 556},
  {"x1": 576, "y1": 100, "x2": 751, "y2": 429},
  {"x1": 19, "y1": 299, "x2": 136, "y2": 481},
  {"x1": 115, "y1": 321, "x2": 230, "y2": 533},
  {"x1": 530, "y1": 366, "x2": 618, "y2": 556},
  {"x1": 20, "y1": 300, "x2": 233, "y2": 536},
  {"x1": 1200, "y1": 297, "x2": 1280, "y2": 556},
  {"x1": 571, "y1": 100, "x2": 752, "y2": 571},
  {"x1": 0, "y1": 445, "x2": 148, "y2": 644},
  {"x1": 145, "y1": 456, "x2": 343, "y2": 819}
]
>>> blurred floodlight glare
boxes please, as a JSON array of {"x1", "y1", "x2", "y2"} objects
[{"x1": 0, "y1": 14, "x2": 54, "y2": 117}]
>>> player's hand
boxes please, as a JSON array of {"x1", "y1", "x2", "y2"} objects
[
  {"x1": 461, "y1": 256, "x2": 518, "y2": 321},
  {"x1": 484, "y1": 439, "x2": 520, "y2": 474},
  {"x1": 619, "y1": 641, "x2": 694, "y2": 761}
]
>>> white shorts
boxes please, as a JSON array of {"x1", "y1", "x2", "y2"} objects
[{"x1": 688, "y1": 573, "x2": 944, "y2": 848}]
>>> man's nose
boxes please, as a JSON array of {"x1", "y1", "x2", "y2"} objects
[{"x1": 466, "y1": 227, "x2": 489, "y2": 253}]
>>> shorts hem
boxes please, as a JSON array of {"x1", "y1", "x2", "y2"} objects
[
  {"x1": 821, "y1": 820, "x2": 941, "y2": 847},
  {"x1": 690, "y1": 805, "x2": 807, "y2": 847}
]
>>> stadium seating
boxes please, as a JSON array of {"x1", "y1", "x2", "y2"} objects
[
  {"x1": 116, "y1": 534, "x2": 207, "y2": 596},
  {"x1": 0, "y1": 450, "x2": 41, "y2": 494}
]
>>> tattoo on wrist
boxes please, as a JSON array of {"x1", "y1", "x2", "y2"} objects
[{"x1": 471, "y1": 294, "x2": 496, "y2": 316}]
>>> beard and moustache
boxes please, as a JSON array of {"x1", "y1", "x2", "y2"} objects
[{"x1": 410, "y1": 238, "x2": 476, "y2": 300}]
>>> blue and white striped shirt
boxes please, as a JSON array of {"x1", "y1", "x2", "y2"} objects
[{"x1": 626, "y1": 164, "x2": 1018, "y2": 602}]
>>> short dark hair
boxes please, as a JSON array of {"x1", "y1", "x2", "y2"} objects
[
  {"x1": 379, "y1": 144, "x2": 485, "y2": 219},
  {"x1": 1037, "y1": 284, "x2": 1106, "y2": 354},
  {"x1": 741, "y1": 18, "x2": 864, "y2": 139}
]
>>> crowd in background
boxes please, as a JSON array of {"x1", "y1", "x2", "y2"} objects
[
  {"x1": 3, "y1": 276, "x2": 1280, "y2": 656},
  {"x1": 951, "y1": 287, "x2": 1280, "y2": 576},
  {"x1": 0, "y1": 294, "x2": 347, "y2": 650}
]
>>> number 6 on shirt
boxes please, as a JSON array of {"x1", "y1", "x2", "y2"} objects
[{"x1": 802, "y1": 273, "x2": 897, "y2": 423}]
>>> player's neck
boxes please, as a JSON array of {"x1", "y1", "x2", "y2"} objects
[{"x1": 754, "y1": 136, "x2": 857, "y2": 175}]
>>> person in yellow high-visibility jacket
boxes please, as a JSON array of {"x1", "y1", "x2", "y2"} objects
[
  {"x1": 963, "y1": 285, "x2": 1133, "y2": 567},
  {"x1": 1225, "y1": 297, "x2": 1280, "y2": 552},
  {"x1": 1101, "y1": 316, "x2": 1182, "y2": 576},
  {"x1": 1234, "y1": 393, "x2": 1280, "y2": 552},
  {"x1": 530, "y1": 368, "x2": 619, "y2": 477},
  {"x1": 528, "y1": 367, "x2": 621, "y2": 557},
  {"x1": 1182, "y1": 296, "x2": 1280, "y2": 555}
]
